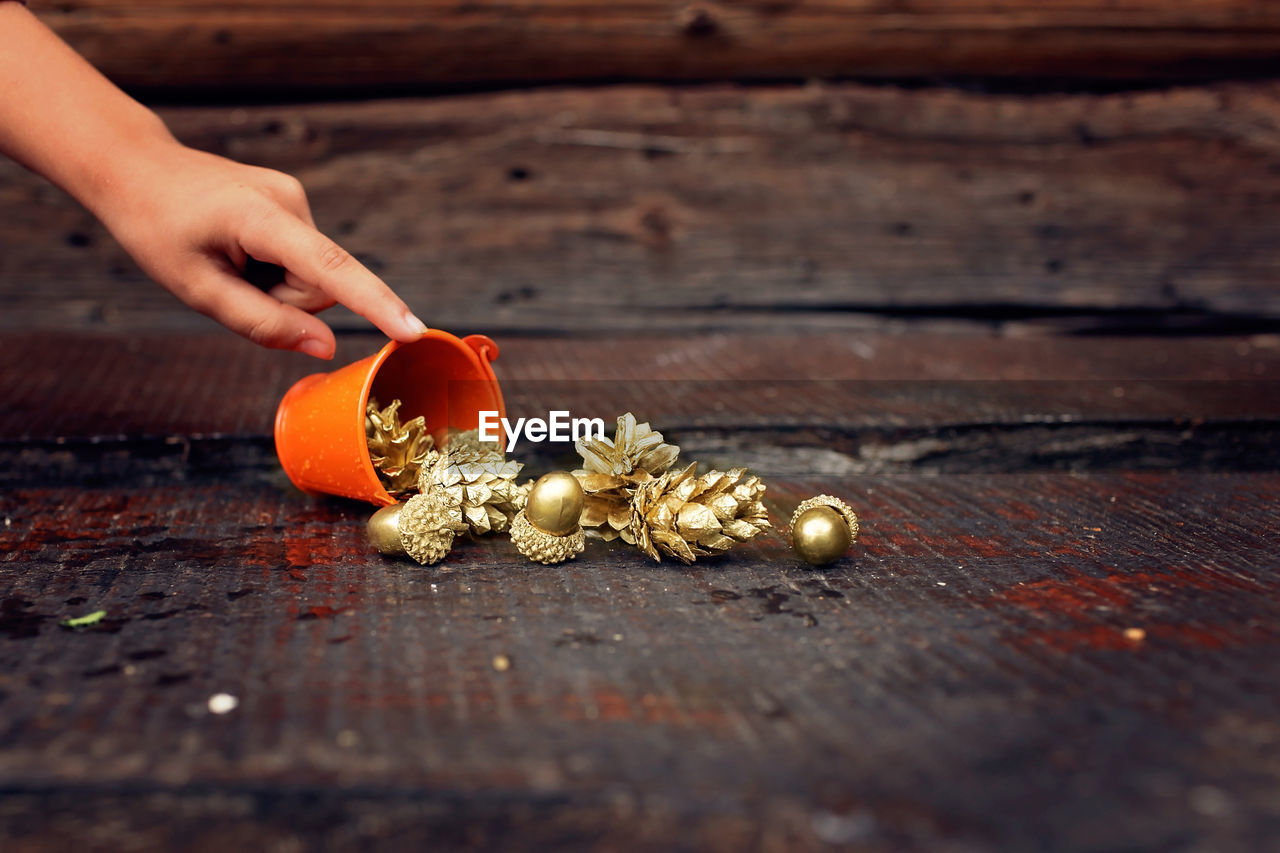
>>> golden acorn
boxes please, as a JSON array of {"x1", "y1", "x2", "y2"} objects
[
  {"x1": 420, "y1": 446, "x2": 526, "y2": 535},
  {"x1": 510, "y1": 473, "x2": 586, "y2": 565},
  {"x1": 398, "y1": 487, "x2": 468, "y2": 566},
  {"x1": 365, "y1": 397, "x2": 435, "y2": 498},
  {"x1": 574, "y1": 413, "x2": 681, "y2": 542},
  {"x1": 789, "y1": 495, "x2": 858, "y2": 565},
  {"x1": 629, "y1": 462, "x2": 770, "y2": 564},
  {"x1": 525, "y1": 472, "x2": 585, "y2": 536},
  {"x1": 789, "y1": 495, "x2": 859, "y2": 544},
  {"x1": 791, "y1": 507, "x2": 851, "y2": 565},
  {"x1": 511, "y1": 511, "x2": 585, "y2": 564},
  {"x1": 367, "y1": 504, "x2": 407, "y2": 556}
]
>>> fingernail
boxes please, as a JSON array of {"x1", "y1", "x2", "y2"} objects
[
  {"x1": 297, "y1": 338, "x2": 333, "y2": 360},
  {"x1": 403, "y1": 310, "x2": 429, "y2": 338}
]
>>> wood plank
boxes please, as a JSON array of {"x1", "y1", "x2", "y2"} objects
[
  {"x1": 4, "y1": 331, "x2": 1278, "y2": 441},
  {"x1": 2, "y1": 472, "x2": 1278, "y2": 850},
  {"x1": 2, "y1": 332, "x2": 1277, "y2": 490},
  {"x1": 6, "y1": 84, "x2": 1280, "y2": 333},
  {"x1": 34, "y1": 1, "x2": 1280, "y2": 92}
]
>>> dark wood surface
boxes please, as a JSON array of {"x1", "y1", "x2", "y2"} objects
[
  {"x1": 33, "y1": 0, "x2": 1280, "y2": 92},
  {"x1": 2, "y1": 329, "x2": 1279, "y2": 850},
  {"x1": 3, "y1": 472, "x2": 1279, "y2": 852},
  {"x1": 8, "y1": 84, "x2": 1280, "y2": 336},
  {"x1": 3, "y1": 30, "x2": 1280, "y2": 847},
  {"x1": 3, "y1": 331, "x2": 1278, "y2": 484}
]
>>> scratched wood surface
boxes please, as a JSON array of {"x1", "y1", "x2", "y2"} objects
[
  {"x1": 8, "y1": 84, "x2": 1280, "y2": 335},
  {"x1": 2, "y1": 474, "x2": 1278, "y2": 851},
  {"x1": 32, "y1": 0, "x2": 1280, "y2": 92},
  {"x1": 2, "y1": 331, "x2": 1278, "y2": 487},
  {"x1": 1, "y1": 331, "x2": 1279, "y2": 850},
  {"x1": 3, "y1": 20, "x2": 1280, "y2": 845}
]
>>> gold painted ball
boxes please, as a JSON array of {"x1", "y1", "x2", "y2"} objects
[
  {"x1": 367, "y1": 503, "x2": 407, "y2": 556},
  {"x1": 791, "y1": 505, "x2": 851, "y2": 566},
  {"x1": 525, "y1": 471, "x2": 585, "y2": 537}
]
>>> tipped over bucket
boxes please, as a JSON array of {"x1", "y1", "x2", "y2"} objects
[{"x1": 274, "y1": 331, "x2": 505, "y2": 505}]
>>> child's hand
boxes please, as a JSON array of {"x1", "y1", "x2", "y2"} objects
[
  {"x1": 92, "y1": 140, "x2": 426, "y2": 360},
  {"x1": 0, "y1": 3, "x2": 426, "y2": 359}
]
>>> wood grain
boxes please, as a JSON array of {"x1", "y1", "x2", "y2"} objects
[
  {"x1": 2, "y1": 472, "x2": 1278, "y2": 850},
  {"x1": 7, "y1": 83, "x2": 1280, "y2": 333},
  {"x1": 34, "y1": 1, "x2": 1280, "y2": 91},
  {"x1": 1, "y1": 326, "x2": 1276, "y2": 848},
  {"x1": 2, "y1": 331, "x2": 1277, "y2": 492}
]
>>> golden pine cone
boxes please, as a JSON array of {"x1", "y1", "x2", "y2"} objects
[
  {"x1": 513, "y1": 478, "x2": 533, "y2": 511},
  {"x1": 574, "y1": 468, "x2": 654, "y2": 542},
  {"x1": 441, "y1": 427, "x2": 495, "y2": 455},
  {"x1": 365, "y1": 397, "x2": 436, "y2": 498},
  {"x1": 790, "y1": 495, "x2": 859, "y2": 543},
  {"x1": 630, "y1": 462, "x2": 771, "y2": 564},
  {"x1": 576, "y1": 412, "x2": 680, "y2": 478},
  {"x1": 510, "y1": 510, "x2": 585, "y2": 565},
  {"x1": 575, "y1": 413, "x2": 680, "y2": 541},
  {"x1": 398, "y1": 487, "x2": 467, "y2": 566},
  {"x1": 421, "y1": 446, "x2": 525, "y2": 535}
]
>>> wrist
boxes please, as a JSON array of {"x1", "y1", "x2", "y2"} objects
[{"x1": 68, "y1": 108, "x2": 178, "y2": 222}]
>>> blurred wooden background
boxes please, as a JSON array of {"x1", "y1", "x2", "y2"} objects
[
  {"x1": 4, "y1": 0, "x2": 1280, "y2": 336},
  {"x1": 37, "y1": 0, "x2": 1280, "y2": 89},
  {"x1": 4, "y1": 4, "x2": 1280, "y2": 852}
]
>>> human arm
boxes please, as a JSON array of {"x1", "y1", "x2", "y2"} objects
[{"x1": 0, "y1": 2, "x2": 428, "y2": 358}]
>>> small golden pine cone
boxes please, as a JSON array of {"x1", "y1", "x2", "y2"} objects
[
  {"x1": 789, "y1": 495, "x2": 859, "y2": 543},
  {"x1": 576, "y1": 412, "x2": 680, "y2": 479},
  {"x1": 399, "y1": 486, "x2": 468, "y2": 566},
  {"x1": 420, "y1": 446, "x2": 525, "y2": 535},
  {"x1": 573, "y1": 468, "x2": 655, "y2": 543},
  {"x1": 366, "y1": 398, "x2": 436, "y2": 498},
  {"x1": 441, "y1": 427, "x2": 502, "y2": 457},
  {"x1": 513, "y1": 478, "x2": 533, "y2": 512},
  {"x1": 630, "y1": 463, "x2": 771, "y2": 564},
  {"x1": 510, "y1": 510, "x2": 585, "y2": 565}
]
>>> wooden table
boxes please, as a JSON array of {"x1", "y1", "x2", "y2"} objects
[
  {"x1": 2, "y1": 328, "x2": 1278, "y2": 851},
  {"x1": 3, "y1": 37, "x2": 1280, "y2": 844}
]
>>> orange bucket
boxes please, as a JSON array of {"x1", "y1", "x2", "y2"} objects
[{"x1": 274, "y1": 331, "x2": 505, "y2": 505}]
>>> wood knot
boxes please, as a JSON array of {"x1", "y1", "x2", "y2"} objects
[
  {"x1": 638, "y1": 206, "x2": 673, "y2": 247},
  {"x1": 613, "y1": 196, "x2": 686, "y2": 250},
  {"x1": 677, "y1": 4, "x2": 720, "y2": 38}
]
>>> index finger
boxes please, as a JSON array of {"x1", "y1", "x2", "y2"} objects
[{"x1": 238, "y1": 209, "x2": 427, "y2": 342}]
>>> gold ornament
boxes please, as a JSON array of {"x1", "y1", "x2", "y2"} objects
[
  {"x1": 789, "y1": 495, "x2": 859, "y2": 542},
  {"x1": 790, "y1": 507, "x2": 851, "y2": 566},
  {"x1": 514, "y1": 478, "x2": 534, "y2": 509},
  {"x1": 511, "y1": 510, "x2": 585, "y2": 565},
  {"x1": 510, "y1": 472, "x2": 586, "y2": 564},
  {"x1": 577, "y1": 412, "x2": 681, "y2": 477},
  {"x1": 420, "y1": 445, "x2": 526, "y2": 535},
  {"x1": 365, "y1": 397, "x2": 435, "y2": 498},
  {"x1": 630, "y1": 462, "x2": 771, "y2": 564},
  {"x1": 398, "y1": 488, "x2": 467, "y2": 566},
  {"x1": 367, "y1": 503, "x2": 407, "y2": 556},
  {"x1": 789, "y1": 495, "x2": 858, "y2": 566},
  {"x1": 525, "y1": 472, "x2": 585, "y2": 536},
  {"x1": 574, "y1": 413, "x2": 681, "y2": 542}
]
